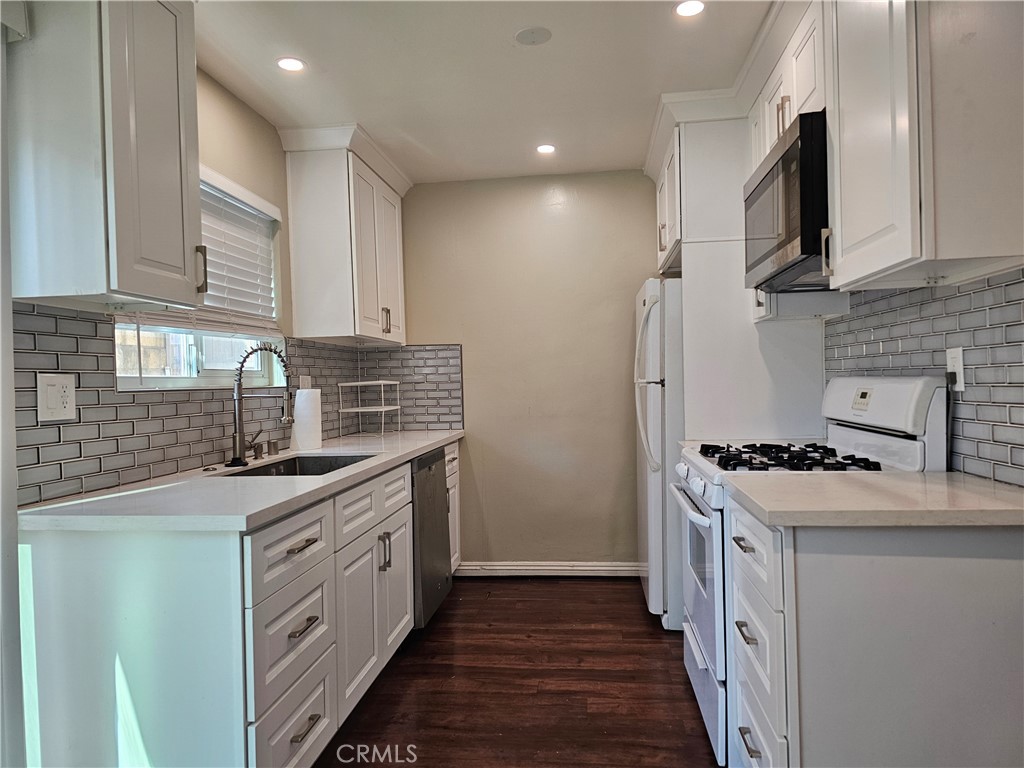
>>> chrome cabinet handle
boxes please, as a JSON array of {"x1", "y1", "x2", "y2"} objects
[
  {"x1": 287, "y1": 615, "x2": 319, "y2": 640},
  {"x1": 739, "y1": 726, "x2": 762, "y2": 759},
  {"x1": 732, "y1": 535, "x2": 756, "y2": 554},
  {"x1": 385, "y1": 531, "x2": 393, "y2": 569},
  {"x1": 290, "y1": 713, "x2": 322, "y2": 744},
  {"x1": 286, "y1": 537, "x2": 318, "y2": 556},
  {"x1": 821, "y1": 227, "x2": 834, "y2": 277},
  {"x1": 195, "y1": 245, "x2": 208, "y2": 293},
  {"x1": 735, "y1": 620, "x2": 759, "y2": 646},
  {"x1": 776, "y1": 102, "x2": 782, "y2": 139},
  {"x1": 378, "y1": 534, "x2": 389, "y2": 571},
  {"x1": 658, "y1": 223, "x2": 667, "y2": 253},
  {"x1": 780, "y1": 94, "x2": 791, "y2": 129}
]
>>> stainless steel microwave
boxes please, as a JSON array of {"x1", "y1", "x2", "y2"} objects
[{"x1": 743, "y1": 110, "x2": 829, "y2": 292}]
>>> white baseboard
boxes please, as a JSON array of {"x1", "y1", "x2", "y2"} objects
[{"x1": 455, "y1": 561, "x2": 641, "y2": 577}]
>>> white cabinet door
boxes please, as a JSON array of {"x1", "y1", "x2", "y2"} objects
[
  {"x1": 830, "y1": 0, "x2": 920, "y2": 286},
  {"x1": 761, "y1": 67, "x2": 788, "y2": 152},
  {"x1": 447, "y1": 471, "x2": 461, "y2": 572},
  {"x1": 378, "y1": 504, "x2": 413, "y2": 662},
  {"x1": 656, "y1": 128, "x2": 681, "y2": 265},
  {"x1": 377, "y1": 182, "x2": 406, "y2": 344},
  {"x1": 349, "y1": 154, "x2": 386, "y2": 340},
  {"x1": 336, "y1": 526, "x2": 382, "y2": 723},
  {"x1": 104, "y1": 1, "x2": 201, "y2": 306},
  {"x1": 747, "y1": 100, "x2": 764, "y2": 173},
  {"x1": 788, "y1": 3, "x2": 825, "y2": 119}
]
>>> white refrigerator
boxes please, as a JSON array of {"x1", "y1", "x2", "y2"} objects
[
  {"x1": 635, "y1": 277, "x2": 685, "y2": 630},
  {"x1": 635, "y1": 241, "x2": 826, "y2": 630}
]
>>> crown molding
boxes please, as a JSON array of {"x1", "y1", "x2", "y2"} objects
[{"x1": 278, "y1": 123, "x2": 413, "y2": 196}]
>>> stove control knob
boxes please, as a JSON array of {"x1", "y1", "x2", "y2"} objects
[
  {"x1": 689, "y1": 476, "x2": 706, "y2": 497},
  {"x1": 675, "y1": 463, "x2": 689, "y2": 480}
]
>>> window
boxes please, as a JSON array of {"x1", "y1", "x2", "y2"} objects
[{"x1": 116, "y1": 169, "x2": 286, "y2": 390}]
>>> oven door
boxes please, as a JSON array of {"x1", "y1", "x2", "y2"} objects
[{"x1": 669, "y1": 482, "x2": 724, "y2": 681}]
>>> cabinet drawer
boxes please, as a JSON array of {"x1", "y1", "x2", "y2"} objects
[
  {"x1": 733, "y1": 664, "x2": 789, "y2": 768},
  {"x1": 444, "y1": 442, "x2": 459, "y2": 477},
  {"x1": 335, "y1": 477, "x2": 380, "y2": 548},
  {"x1": 380, "y1": 464, "x2": 411, "y2": 518},
  {"x1": 733, "y1": 567, "x2": 787, "y2": 735},
  {"x1": 246, "y1": 557, "x2": 337, "y2": 721},
  {"x1": 728, "y1": 497, "x2": 784, "y2": 610},
  {"x1": 247, "y1": 647, "x2": 337, "y2": 768},
  {"x1": 244, "y1": 501, "x2": 335, "y2": 608}
]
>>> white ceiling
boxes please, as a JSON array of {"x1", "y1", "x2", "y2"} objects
[{"x1": 195, "y1": 1, "x2": 772, "y2": 184}]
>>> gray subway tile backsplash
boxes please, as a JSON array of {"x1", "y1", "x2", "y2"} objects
[
  {"x1": 12, "y1": 303, "x2": 464, "y2": 506},
  {"x1": 825, "y1": 268, "x2": 1024, "y2": 487}
]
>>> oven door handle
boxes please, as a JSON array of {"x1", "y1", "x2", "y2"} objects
[{"x1": 669, "y1": 483, "x2": 711, "y2": 529}]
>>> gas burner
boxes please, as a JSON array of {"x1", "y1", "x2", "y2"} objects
[{"x1": 699, "y1": 442, "x2": 883, "y2": 472}]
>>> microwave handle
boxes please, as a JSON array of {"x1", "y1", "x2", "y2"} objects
[{"x1": 821, "y1": 228, "x2": 834, "y2": 277}]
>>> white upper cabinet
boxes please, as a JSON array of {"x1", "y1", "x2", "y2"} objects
[
  {"x1": 657, "y1": 119, "x2": 749, "y2": 274},
  {"x1": 285, "y1": 129, "x2": 409, "y2": 346},
  {"x1": 656, "y1": 128, "x2": 682, "y2": 271},
  {"x1": 7, "y1": 1, "x2": 203, "y2": 308},
  {"x1": 828, "y1": 0, "x2": 1024, "y2": 289},
  {"x1": 752, "y1": 1, "x2": 825, "y2": 171}
]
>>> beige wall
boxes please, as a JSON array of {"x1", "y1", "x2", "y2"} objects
[
  {"x1": 403, "y1": 171, "x2": 656, "y2": 563},
  {"x1": 196, "y1": 69, "x2": 293, "y2": 336}
]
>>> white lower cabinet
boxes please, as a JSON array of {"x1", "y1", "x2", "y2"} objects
[
  {"x1": 336, "y1": 502, "x2": 414, "y2": 724},
  {"x1": 247, "y1": 648, "x2": 338, "y2": 768},
  {"x1": 724, "y1": 496, "x2": 1024, "y2": 767},
  {"x1": 445, "y1": 442, "x2": 461, "y2": 572}
]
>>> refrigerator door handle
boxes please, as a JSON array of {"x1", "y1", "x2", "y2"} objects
[{"x1": 634, "y1": 295, "x2": 662, "y2": 472}]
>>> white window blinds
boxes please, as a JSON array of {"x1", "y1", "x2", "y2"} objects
[{"x1": 117, "y1": 180, "x2": 280, "y2": 337}]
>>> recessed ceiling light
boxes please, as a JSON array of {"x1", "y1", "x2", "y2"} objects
[
  {"x1": 276, "y1": 57, "x2": 306, "y2": 72},
  {"x1": 515, "y1": 27, "x2": 552, "y2": 46},
  {"x1": 537, "y1": 144, "x2": 556, "y2": 154},
  {"x1": 675, "y1": 1, "x2": 705, "y2": 17}
]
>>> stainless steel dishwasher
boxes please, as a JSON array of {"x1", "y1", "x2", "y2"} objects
[{"x1": 411, "y1": 449, "x2": 452, "y2": 627}]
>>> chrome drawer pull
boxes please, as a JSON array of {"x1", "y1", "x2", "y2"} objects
[
  {"x1": 286, "y1": 537, "x2": 318, "y2": 556},
  {"x1": 290, "y1": 713, "x2": 322, "y2": 744},
  {"x1": 287, "y1": 615, "x2": 319, "y2": 640},
  {"x1": 732, "y1": 535, "x2": 756, "y2": 554},
  {"x1": 735, "y1": 620, "x2": 759, "y2": 646},
  {"x1": 739, "y1": 726, "x2": 762, "y2": 759}
]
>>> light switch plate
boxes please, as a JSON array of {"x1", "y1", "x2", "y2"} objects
[{"x1": 37, "y1": 373, "x2": 76, "y2": 422}]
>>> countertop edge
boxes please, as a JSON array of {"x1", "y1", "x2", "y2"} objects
[
  {"x1": 724, "y1": 475, "x2": 1024, "y2": 529},
  {"x1": 18, "y1": 431, "x2": 464, "y2": 534}
]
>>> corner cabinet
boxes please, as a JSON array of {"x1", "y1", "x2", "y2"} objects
[
  {"x1": 286, "y1": 131, "x2": 409, "y2": 346},
  {"x1": 826, "y1": 0, "x2": 1024, "y2": 289},
  {"x1": 7, "y1": 1, "x2": 205, "y2": 308}
]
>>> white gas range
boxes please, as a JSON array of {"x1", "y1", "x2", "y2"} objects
[{"x1": 671, "y1": 376, "x2": 948, "y2": 765}]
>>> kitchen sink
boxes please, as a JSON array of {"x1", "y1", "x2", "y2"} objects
[{"x1": 221, "y1": 455, "x2": 376, "y2": 477}]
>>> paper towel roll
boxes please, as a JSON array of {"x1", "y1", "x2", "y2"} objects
[{"x1": 291, "y1": 389, "x2": 322, "y2": 450}]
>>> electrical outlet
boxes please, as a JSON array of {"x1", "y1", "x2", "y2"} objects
[
  {"x1": 299, "y1": 375, "x2": 312, "y2": 390},
  {"x1": 37, "y1": 373, "x2": 76, "y2": 422},
  {"x1": 945, "y1": 347, "x2": 965, "y2": 392}
]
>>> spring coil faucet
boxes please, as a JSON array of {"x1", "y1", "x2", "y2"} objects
[{"x1": 226, "y1": 342, "x2": 293, "y2": 467}]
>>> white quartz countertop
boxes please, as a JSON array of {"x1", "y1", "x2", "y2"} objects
[
  {"x1": 724, "y1": 471, "x2": 1024, "y2": 527},
  {"x1": 18, "y1": 430, "x2": 464, "y2": 533}
]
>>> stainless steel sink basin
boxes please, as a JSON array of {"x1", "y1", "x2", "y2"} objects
[{"x1": 222, "y1": 455, "x2": 376, "y2": 477}]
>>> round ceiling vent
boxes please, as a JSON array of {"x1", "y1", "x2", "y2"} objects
[{"x1": 515, "y1": 27, "x2": 552, "y2": 46}]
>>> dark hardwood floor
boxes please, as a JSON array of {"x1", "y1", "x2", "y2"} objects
[{"x1": 314, "y1": 577, "x2": 717, "y2": 768}]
